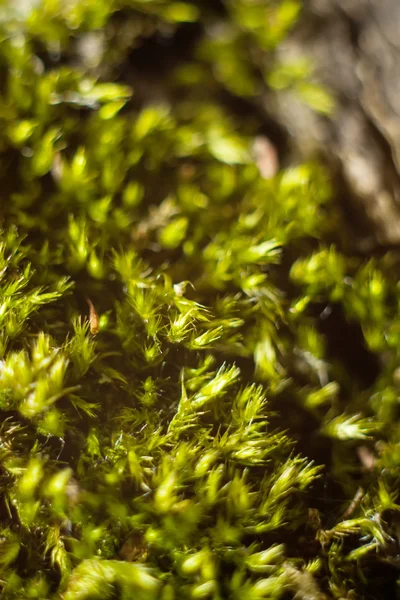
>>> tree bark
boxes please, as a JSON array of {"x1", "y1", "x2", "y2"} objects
[{"x1": 262, "y1": 0, "x2": 400, "y2": 247}]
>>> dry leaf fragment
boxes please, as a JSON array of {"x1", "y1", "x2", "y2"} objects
[
  {"x1": 252, "y1": 135, "x2": 279, "y2": 179},
  {"x1": 357, "y1": 445, "x2": 376, "y2": 471},
  {"x1": 86, "y1": 297, "x2": 99, "y2": 335}
]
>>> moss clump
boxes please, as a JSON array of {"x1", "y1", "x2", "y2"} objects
[{"x1": 0, "y1": 1, "x2": 398, "y2": 599}]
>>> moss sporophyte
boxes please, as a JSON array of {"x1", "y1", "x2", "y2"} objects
[{"x1": 0, "y1": 1, "x2": 398, "y2": 599}]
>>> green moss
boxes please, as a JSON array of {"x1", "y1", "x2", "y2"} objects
[{"x1": 0, "y1": 1, "x2": 398, "y2": 599}]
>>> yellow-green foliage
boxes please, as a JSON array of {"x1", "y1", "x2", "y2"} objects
[{"x1": 0, "y1": 1, "x2": 398, "y2": 599}]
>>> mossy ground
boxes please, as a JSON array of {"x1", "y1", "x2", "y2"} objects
[{"x1": 0, "y1": 2, "x2": 398, "y2": 599}]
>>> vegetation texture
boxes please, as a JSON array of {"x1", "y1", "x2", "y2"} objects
[{"x1": 0, "y1": 1, "x2": 398, "y2": 598}]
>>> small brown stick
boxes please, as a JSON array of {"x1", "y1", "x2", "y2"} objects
[
  {"x1": 343, "y1": 486, "x2": 364, "y2": 520},
  {"x1": 86, "y1": 297, "x2": 99, "y2": 335}
]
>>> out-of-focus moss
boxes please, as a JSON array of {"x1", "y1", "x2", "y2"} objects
[{"x1": 0, "y1": 2, "x2": 398, "y2": 600}]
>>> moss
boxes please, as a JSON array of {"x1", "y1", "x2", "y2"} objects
[{"x1": 0, "y1": 1, "x2": 398, "y2": 599}]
